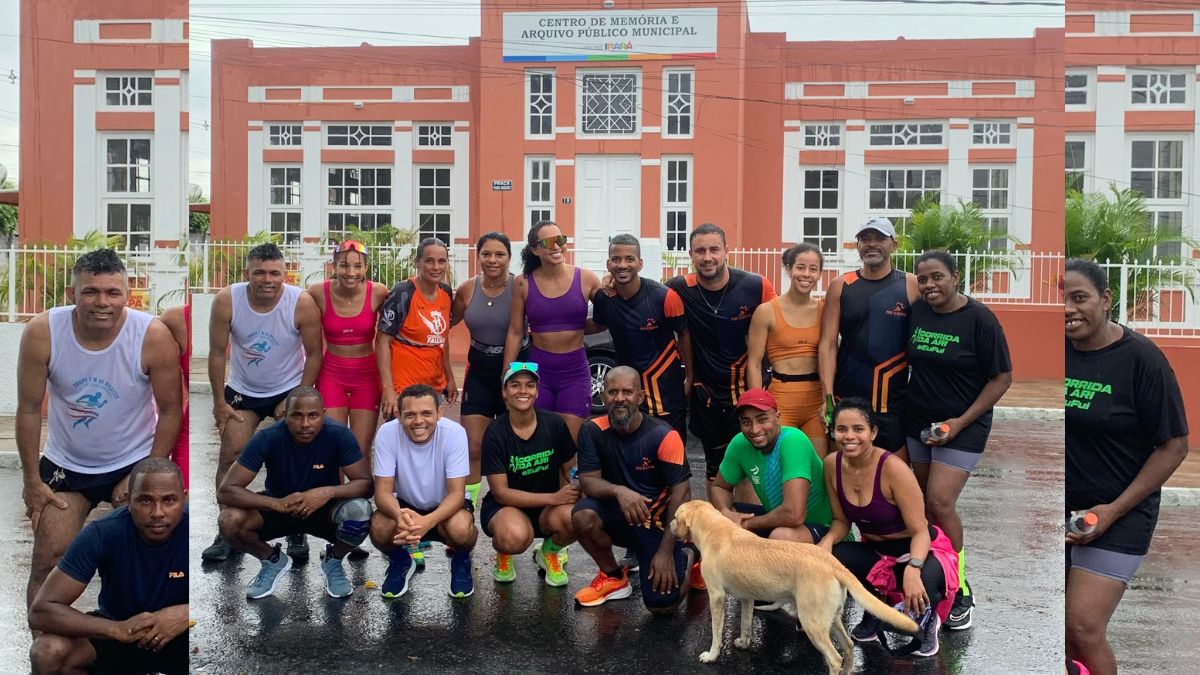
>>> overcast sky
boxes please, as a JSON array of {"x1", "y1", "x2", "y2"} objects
[{"x1": 0, "y1": 0, "x2": 1063, "y2": 192}]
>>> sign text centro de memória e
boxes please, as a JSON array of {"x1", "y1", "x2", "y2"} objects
[{"x1": 502, "y1": 8, "x2": 718, "y2": 62}]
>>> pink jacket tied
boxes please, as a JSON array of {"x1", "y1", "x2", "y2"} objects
[{"x1": 864, "y1": 525, "x2": 961, "y2": 622}]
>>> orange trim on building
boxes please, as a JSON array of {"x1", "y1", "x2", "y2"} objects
[
  {"x1": 1065, "y1": 14, "x2": 1095, "y2": 34},
  {"x1": 263, "y1": 149, "x2": 304, "y2": 162},
  {"x1": 798, "y1": 149, "x2": 846, "y2": 165},
  {"x1": 323, "y1": 87, "x2": 392, "y2": 101},
  {"x1": 303, "y1": 125, "x2": 320, "y2": 131},
  {"x1": 179, "y1": 111, "x2": 188, "y2": 131},
  {"x1": 414, "y1": 88, "x2": 454, "y2": 100},
  {"x1": 1125, "y1": 110, "x2": 1196, "y2": 132},
  {"x1": 863, "y1": 148, "x2": 949, "y2": 164},
  {"x1": 1129, "y1": 13, "x2": 1194, "y2": 34},
  {"x1": 1064, "y1": 110, "x2": 1097, "y2": 132},
  {"x1": 411, "y1": 149, "x2": 455, "y2": 164},
  {"x1": 73, "y1": 77, "x2": 95, "y2": 85},
  {"x1": 804, "y1": 84, "x2": 845, "y2": 96},
  {"x1": 95, "y1": 111, "x2": 155, "y2": 130},
  {"x1": 867, "y1": 82, "x2": 948, "y2": 97},
  {"x1": 968, "y1": 148, "x2": 1018, "y2": 163},
  {"x1": 247, "y1": 125, "x2": 263, "y2": 131},
  {"x1": 1097, "y1": 74, "x2": 1126, "y2": 83},
  {"x1": 971, "y1": 81, "x2": 1017, "y2": 96},
  {"x1": 845, "y1": 124, "x2": 865, "y2": 132},
  {"x1": 154, "y1": 77, "x2": 180, "y2": 85},
  {"x1": 319, "y1": 149, "x2": 396, "y2": 164},
  {"x1": 98, "y1": 22, "x2": 153, "y2": 40},
  {"x1": 949, "y1": 123, "x2": 970, "y2": 130},
  {"x1": 265, "y1": 88, "x2": 303, "y2": 101}
]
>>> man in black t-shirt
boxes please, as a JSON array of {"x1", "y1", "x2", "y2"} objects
[
  {"x1": 217, "y1": 387, "x2": 373, "y2": 600},
  {"x1": 666, "y1": 224, "x2": 776, "y2": 483},
  {"x1": 572, "y1": 367, "x2": 696, "y2": 613},
  {"x1": 592, "y1": 234, "x2": 693, "y2": 439},
  {"x1": 28, "y1": 458, "x2": 188, "y2": 675},
  {"x1": 481, "y1": 363, "x2": 578, "y2": 587}
]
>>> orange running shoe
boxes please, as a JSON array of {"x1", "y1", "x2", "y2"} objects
[
  {"x1": 690, "y1": 561, "x2": 706, "y2": 591},
  {"x1": 574, "y1": 568, "x2": 632, "y2": 606}
]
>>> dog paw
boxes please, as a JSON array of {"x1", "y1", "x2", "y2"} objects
[
  {"x1": 734, "y1": 637, "x2": 751, "y2": 649},
  {"x1": 699, "y1": 650, "x2": 719, "y2": 663}
]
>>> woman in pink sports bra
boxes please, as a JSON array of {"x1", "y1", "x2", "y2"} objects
[
  {"x1": 306, "y1": 240, "x2": 389, "y2": 459},
  {"x1": 817, "y1": 398, "x2": 958, "y2": 658}
]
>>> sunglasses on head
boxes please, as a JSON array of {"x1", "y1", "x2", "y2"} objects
[
  {"x1": 507, "y1": 361, "x2": 539, "y2": 375},
  {"x1": 333, "y1": 240, "x2": 368, "y2": 257},
  {"x1": 537, "y1": 235, "x2": 569, "y2": 249}
]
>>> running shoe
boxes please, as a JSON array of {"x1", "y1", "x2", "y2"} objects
[
  {"x1": 449, "y1": 551, "x2": 474, "y2": 598},
  {"x1": 493, "y1": 553, "x2": 516, "y2": 583},
  {"x1": 690, "y1": 561, "x2": 706, "y2": 591},
  {"x1": 381, "y1": 548, "x2": 415, "y2": 598},
  {"x1": 912, "y1": 610, "x2": 941, "y2": 657},
  {"x1": 246, "y1": 544, "x2": 292, "y2": 599},
  {"x1": 851, "y1": 613, "x2": 880, "y2": 643},
  {"x1": 202, "y1": 534, "x2": 232, "y2": 562},
  {"x1": 945, "y1": 588, "x2": 974, "y2": 630},
  {"x1": 619, "y1": 548, "x2": 639, "y2": 572},
  {"x1": 347, "y1": 546, "x2": 369, "y2": 562},
  {"x1": 575, "y1": 568, "x2": 632, "y2": 607},
  {"x1": 406, "y1": 543, "x2": 426, "y2": 567},
  {"x1": 286, "y1": 533, "x2": 309, "y2": 561},
  {"x1": 558, "y1": 544, "x2": 569, "y2": 567},
  {"x1": 534, "y1": 545, "x2": 568, "y2": 587},
  {"x1": 319, "y1": 545, "x2": 353, "y2": 598}
]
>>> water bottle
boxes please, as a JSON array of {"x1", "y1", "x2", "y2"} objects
[
  {"x1": 569, "y1": 466, "x2": 579, "y2": 484},
  {"x1": 1067, "y1": 511, "x2": 1098, "y2": 535},
  {"x1": 920, "y1": 423, "x2": 950, "y2": 444}
]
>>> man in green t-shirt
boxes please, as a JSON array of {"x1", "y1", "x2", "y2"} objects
[{"x1": 710, "y1": 388, "x2": 833, "y2": 545}]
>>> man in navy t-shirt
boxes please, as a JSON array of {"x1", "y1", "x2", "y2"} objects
[
  {"x1": 28, "y1": 457, "x2": 188, "y2": 675},
  {"x1": 217, "y1": 387, "x2": 373, "y2": 600}
]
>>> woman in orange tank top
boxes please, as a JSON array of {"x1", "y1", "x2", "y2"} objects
[{"x1": 746, "y1": 243, "x2": 828, "y2": 456}]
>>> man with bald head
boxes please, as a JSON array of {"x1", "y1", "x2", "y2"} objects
[{"x1": 571, "y1": 367, "x2": 696, "y2": 613}]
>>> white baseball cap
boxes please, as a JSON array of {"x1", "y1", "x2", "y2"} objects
[{"x1": 855, "y1": 217, "x2": 896, "y2": 239}]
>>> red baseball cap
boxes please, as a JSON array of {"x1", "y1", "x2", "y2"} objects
[{"x1": 735, "y1": 388, "x2": 777, "y2": 413}]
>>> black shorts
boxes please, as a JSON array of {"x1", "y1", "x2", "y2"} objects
[
  {"x1": 224, "y1": 386, "x2": 290, "y2": 421},
  {"x1": 88, "y1": 625, "x2": 189, "y2": 675},
  {"x1": 257, "y1": 499, "x2": 340, "y2": 543},
  {"x1": 396, "y1": 497, "x2": 475, "y2": 544},
  {"x1": 460, "y1": 368, "x2": 505, "y2": 418},
  {"x1": 39, "y1": 457, "x2": 140, "y2": 509},
  {"x1": 688, "y1": 388, "x2": 739, "y2": 479},
  {"x1": 572, "y1": 496, "x2": 690, "y2": 609},
  {"x1": 479, "y1": 496, "x2": 548, "y2": 539},
  {"x1": 733, "y1": 502, "x2": 830, "y2": 542},
  {"x1": 873, "y1": 410, "x2": 905, "y2": 453}
]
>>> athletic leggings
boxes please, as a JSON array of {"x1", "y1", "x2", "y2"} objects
[{"x1": 833, "y1": 526, "x2": 946, "y2": 606}]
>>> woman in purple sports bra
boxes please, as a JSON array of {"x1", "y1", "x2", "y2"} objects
[
  {"x1": 504, "y1": 221, "x2": 602, "y2": 440},
  {"x1": 817, "y1": 398, "x2": 959, "y2": 658}
]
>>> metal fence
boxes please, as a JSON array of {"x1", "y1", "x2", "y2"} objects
[
  {"x1": 0, "y1": 246, "x2": 158, "y2": 321},
  {"x1": 1096, "y1": 259, "x2": 1200, "y2": 337}
]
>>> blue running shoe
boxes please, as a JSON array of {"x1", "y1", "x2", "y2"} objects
[
  {"x1": 246, "y1": 544, "x2": 292, "y2": 599},
  {"x1": 319, "y1": 545, "x2": 353, "y2": 598},
  {"x1": 382, "y1": 548, "x2": 415, "y2": 598},
  {"x1": 449, "y1": 551, "x2": 473, "y2": 598}
]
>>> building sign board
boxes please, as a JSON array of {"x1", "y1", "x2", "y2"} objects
[
  {"x1": 492, "y1": 180, "x2": 513, "y2": 191},
  {"x1": 502, "y1": 8, "x2": 718, "y2": 62}
]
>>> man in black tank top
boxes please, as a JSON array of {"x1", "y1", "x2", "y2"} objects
[{"x1": 818, "y1": 218, "x2": 920, "y2": 456}]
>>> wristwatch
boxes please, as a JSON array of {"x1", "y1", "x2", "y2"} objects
[{"x1": 907, "y1": 557, "x2": 925, "y2": 570}]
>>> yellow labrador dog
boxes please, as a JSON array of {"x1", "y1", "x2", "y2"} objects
[{"x1": 670, "y1": 500, "x2": 918, "y2": 675}]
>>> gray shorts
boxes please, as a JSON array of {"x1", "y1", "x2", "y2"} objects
[
  {"x1": 1067, "y1": 544, "x2": 1145, "y2": 586},
  {"x1": 906, "y1": 437, "x2": 983, "y2": 473}
]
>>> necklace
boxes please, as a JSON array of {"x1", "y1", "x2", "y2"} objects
[
  {"x1": 480, "y1": 276, "x2": 506, "y2": 306},
  {"x1": 698, "y1": 283, "x2": 729, "y2": 315}
]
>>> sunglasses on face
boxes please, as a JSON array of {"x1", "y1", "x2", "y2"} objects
[{"x1": 537, "y1": 235, "x2": 569, "y2": 249}]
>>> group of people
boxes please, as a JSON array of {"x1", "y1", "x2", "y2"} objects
[{"x1": 193, "y1": 215, "x2": 1022, "y2": 660}]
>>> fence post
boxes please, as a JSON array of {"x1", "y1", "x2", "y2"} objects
[
  {"x1": 202, "y1": 241, "x2": 210, "y2": 292},
  {"x1": 1118, "y1": 260, "x2": 1130, "y2": 324},
  {"x1": 7, "y1": 247, "x2": 15, "y2": 321}
]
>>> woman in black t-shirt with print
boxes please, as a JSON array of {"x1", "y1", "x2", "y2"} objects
[
  {"x1": 1064, "y1": 258, "x2": 1189, "y2": 675},
  {"x1": 904, "y1": 251, "x2": 1013, "y2": 631}
]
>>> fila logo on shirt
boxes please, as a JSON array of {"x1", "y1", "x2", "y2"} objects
[
  {"x1": 169, "y1": 571, "x2": 186, "y2": 579},
  {"x1": 313, "y1": 464, "x2": 326, "y2": 470}
]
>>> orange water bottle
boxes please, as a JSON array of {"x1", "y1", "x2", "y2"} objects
[
  {"x1": 1067, "y1": 511, "x2": 1098, "y2": 535},
  {"x1": 920, "y1": 422, "x2": 950, "y2": 444}
]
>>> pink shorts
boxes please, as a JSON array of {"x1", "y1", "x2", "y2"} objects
[{"x1": 317, "y1": 352, "x2": 381, "y2": 412}]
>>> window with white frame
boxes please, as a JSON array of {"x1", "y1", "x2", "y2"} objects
[
  {"x1": 1064, "y1": 72, "x2": 1090, "y2": 106},
  {"x1": 1149, "y1": 210, "x2": 1184, "y2": 259},
  {"x1": 103, "y1": 137, "x2": 152, "y2": 250},
  {"x1": 1065, "y1": 140, "x2": 1086, "y2": 193},
  {"x1": 417, "y1": 167, "x2": 451, "y2": 245},
  {"x1": 1130, "y1": 139, "x2": 1184, "y2": 200},
  {"x1": 325, "y1": 167, "x2": 392, "y2": 237},
  {"x1": 526, "y1": 157, "x2": 553, "y2": 229},
  {"x1": 801, "y1": 169, "x2": 839, "y2": 253},
  {"x1": 868, "y1": 122, "x2": 944, "y2": 146},
  {"x1": 1131, "y1": 71, "x2": 1188, "y2": 105},
  {"x1": 868, "y1": 168, "x2": 942, "y2": 236},
  {"x1": 416, "y1": 123, "x2": 452, "y2": 147},
  {"x1": 326, "y1": 124, "x2": 392, "y2": 147},
  {"x1": 268, "y1": 167, "x2": 302, "y2": 245},
  {"x1": 985, "y1": 216, "x2": 1010, "y2": 252},
  {"x1": 972, "y1": 168, "x2": 1011, "y2": 251},
  {"x1": 267, "y1": 124, "x2": 302, "y2": 147},
  {"x1": 527, "y1": 70, "x2": 554, "y2": 137},
  {"x1": 664, "y1": 70, "x2": 693, "y2": 138},
  {"x1": 972, "y1": 121, "x2": 1012, "y2": 146},
  {"x1": 803, "y1": 124, "x2": 841, "y2": 148},
  {"x1": 579, "y1": 71, "x2": 639, "y2": 136},
  {"x1": 104, "y1": 75, "x2": 152, "y2": 107},
  {"x1": 663, "y1": 157, "x2": 692, "y2": 252}
]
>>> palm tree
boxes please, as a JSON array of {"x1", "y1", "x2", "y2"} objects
[
  {"x1": 896, "y1": 195, "x2": 1022, "y2": 292},
  {"x1": 1065, "y1": 184, "x2": 1198, "y2": 321}
]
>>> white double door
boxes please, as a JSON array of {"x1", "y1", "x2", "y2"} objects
[{"x1": 574, "y1": 155, "x2": 640, "y2": 273}]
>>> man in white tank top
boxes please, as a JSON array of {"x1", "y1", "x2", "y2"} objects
[
  {"x1": 203, "y1": 243, "x2": 322, "y2": 563},
  {"x1": 16, "y1": 249, "x2": 182, "y2": 610}
]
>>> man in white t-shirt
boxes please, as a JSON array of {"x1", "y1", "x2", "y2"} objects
[{"x1": 370, "y1": 384, "x2": 477, "y2": 600}]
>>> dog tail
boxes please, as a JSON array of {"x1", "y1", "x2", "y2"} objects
[{"x1": 835, "y1": 566, "x2": 919, "y2": 635}]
